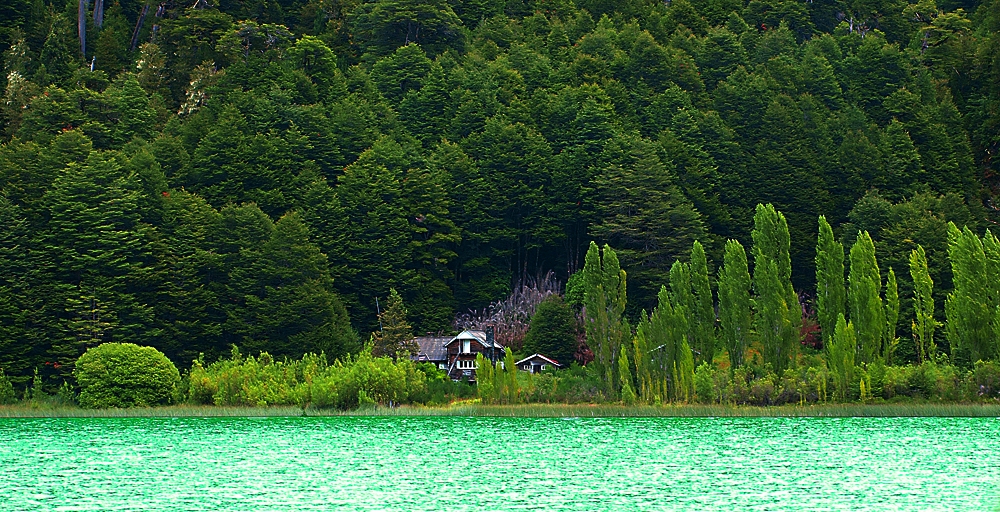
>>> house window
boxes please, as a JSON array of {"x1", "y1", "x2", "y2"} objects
[
  {"x1": 462, "y1": 340, "x2": 471, "y2": 353},
  {"x1": 540, "y1": 365, "x2": 546, "y2": 370},
  {"x1": 522, "y1": 364, "x2": 529, "y2": 370},
  {"x1": 438, "y1": 363, "x2": 446, "y2": 369},
  {"x1": 458, "y1": 359, "x2": 477, "y2": 369}
]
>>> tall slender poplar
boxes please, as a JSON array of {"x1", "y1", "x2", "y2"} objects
[
  {"x1": 909, "y1": 245, "x2": 936, "y2": 363},
  {"x1": 718, "y1": 239, "x2": 752, "y2": 369},
  {"x1": 829, "y1": 313, "x2": 856, "y2": 400},
  {"x1": 849, "y1": 231, "x2": 884, "y2": 365},
  {"x1": 885, "y1": 268, "x2": 899, "y2": 364},
  {"x1": 619, "y1": 345, "x2": 637, "y2": 404},
  {"x1": 752, "y1": 204, "x2": 799, "y2": 372},
  {"x1": 690, "y1": 241, "x2": 716, "y2": 365},
  {"x1": 945, "y1": 224, "x2": 996, "y2": 362},
  {"x1": 815, "y1": 215, "x2": 845, "y2": 351},
  {"x1": 583, "y1": 241, "x2": 628, "y2": 394}
]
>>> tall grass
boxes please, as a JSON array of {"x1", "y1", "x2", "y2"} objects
[{"x1": 4, "y1": 402, "x2": 998, "y2": 418}]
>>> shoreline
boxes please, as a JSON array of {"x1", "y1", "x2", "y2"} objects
[{"x1": 2, "y1": 402, "x2": 999, "y2": 419}]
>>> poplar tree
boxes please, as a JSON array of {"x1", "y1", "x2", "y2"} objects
[
  {"x1": 909, "y1": 245, "x2": 937, "y2": 363},
  {"x1": 639, "y1": 284, "x2": 696, "y2": 402},
  {"x1": 815, "y1": 215, "x2": 845, "y2": 350},
  {"x1": 945, "y1": 223, "x2": 996, "y2": 363},
  {"x1": 751, "y1": 204, "x2": 799, "y2": 372},
  {"x1": 583, "y1": 241, "x2": 627, "y2": 394},
  {"x1": 849, "y1": 231, "x2": 885, "y2": 366},
  {"x1": 503, "y1": 347, "x2": 518, "y2": 404},
  {"x1": 618, "y1": 345, "x2": 637, "y2": 405},
  {"x1": 829, "y1": 313, "x2": 856, "y2": 400},
  {"x1": 718, "y1": 239, "x2": 752, "y2": 370},
  {"x1": 690, "y1": 240, "x2": 716, "y2": 365},
  {"x1": 884, "y1": 268, "x2": 899, "y2": 364},
  {"x1": 475, "y1": 352, "x2": 494, "y2": 404}
]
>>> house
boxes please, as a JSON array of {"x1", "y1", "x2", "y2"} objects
[
  {"x1": 411, "y1": 336, "x2": 451, "y2": 370},
  {"x1": 515, "y1": 354, "x2": 562, "y2": 374},
  {"x1": 443, "y1": 328, "x2": 503, "y2": 381}
]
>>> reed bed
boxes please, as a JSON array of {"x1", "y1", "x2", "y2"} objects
[{"x1": 4, "y1": 402, "x2": 997, "y2": 419}]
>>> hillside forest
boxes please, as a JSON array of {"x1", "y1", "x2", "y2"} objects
[{"x1": 1, "y1": 0, "x2": 999, "y2": 394}]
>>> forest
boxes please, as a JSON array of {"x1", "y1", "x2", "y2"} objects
[{"x1": 0, "y1": 0, "x2": 999, "y2": 401}]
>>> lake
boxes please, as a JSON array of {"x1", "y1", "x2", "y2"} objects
[{"x1": 2, "y1": 416, "x2": 998, "y2": 511}]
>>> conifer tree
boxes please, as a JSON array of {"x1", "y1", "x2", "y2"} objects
[
  {"x1": 718, "y1": 239, "x2": 751, "y2": 370},
  {"x1": 909, "y1": 245, "x2": 937, "y2": 363},
  {"x1": 815, "y1": 215, "x2": 845, "y2": 350},
  {"x1": 751, "y1": 204, "x2": 799, "y2": 372},
  {"x1": 849, "y1": 231, "x2": 885, "y2": 366},
  {"x1": 372, "y1": 288, "x2": 416, "y2": 359}
]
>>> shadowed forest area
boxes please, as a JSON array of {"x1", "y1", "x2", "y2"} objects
[{"x1": 1, "y1": 0, "x2": 1000, "y2": 399}]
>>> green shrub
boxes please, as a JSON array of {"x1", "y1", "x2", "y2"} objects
[
  {"x1": 0, "y1": 368, "x2": 16, "y2": 405},
  {"x1": 694, "y1": 363, "x2": 715, "y2": 404},
  {"x1": 75, "y1": 343, "x2": 181, "y2": 408},
  {"x1": 969, "y1": 360, "x2": 1000, "y2": 401}
]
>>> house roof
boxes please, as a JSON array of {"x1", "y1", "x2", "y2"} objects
[
  {"x1": 515, "y1": 354, "x2": 562, "y2": 367},
  {"x1": 411, "y1": 336, "x2": 450, "y2": 362},
  {"x1": 445, "y1": 329, "x2": 504, "y2": 350}
]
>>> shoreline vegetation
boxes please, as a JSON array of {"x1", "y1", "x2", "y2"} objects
[{"x1": 3, "y1": 402, "x2": 1000, "y2": 419}]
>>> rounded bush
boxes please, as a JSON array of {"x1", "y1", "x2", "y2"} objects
[{"x1": 74, "y1": 343, "x2": 180, "y2": 408}]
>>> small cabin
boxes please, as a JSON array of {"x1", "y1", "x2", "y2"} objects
[
  {"x1": 515, "y1": 354, "x2": 562, "y2": 374},
  {"x1": 411, "y1": 336, "x2": 451, "y2": 370},
  {"x1": 443, "y1": 329, "x2": 503, "y2": 381}
]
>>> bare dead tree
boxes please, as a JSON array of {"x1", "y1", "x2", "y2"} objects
[{"x1": 454, "y1": 271, "x2": 562, "y2": 351}]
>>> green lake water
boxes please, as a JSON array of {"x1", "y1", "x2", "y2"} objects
[{"x1": 2, "y1": 416, "x2": 998, "y2": 511}]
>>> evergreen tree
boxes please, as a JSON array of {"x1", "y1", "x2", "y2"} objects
[
  {"x1": 751, "y1": 203, "x2": 799, "y2": 372},
  {"x1": 815, "y1": 215, "x2": 845, "y2": 351},
  {"x1": 522, "y1": 295, "x2": 577, "y2": 366},
  {"x1": 372, "y1": 288, "x2": 416, "y2": 359},
  {"x1": 849, "y1": 231, "x2": 885, "y2": 366},
  {"x1": 909, "y1": 245, "x2": 937, "y2": 363},
  {"x1": 718, "y1": 239, "x2": 751, "y2": 370}
]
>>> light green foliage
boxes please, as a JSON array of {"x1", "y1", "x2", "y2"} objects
[
  {"x1": 718, "y1": 239, "x2": 752, "y2": 369},
  {"x1": 582, "y1": 242, "x2": 628, "y2": 395},
  {"x1": 945, "y1": 223, "x2": 997, "y2": 363},
  {"x1": 751, "y1": 204, "x2": 799, "y2": 373},
  {"x1": 189, "y1": 347, "x2": 427, "y2": 410},
  {"x1": 690, "y1": 241, "x2": 716, "y2": 365},
  {"x1": 815, "y1": 215, "x2": 845, "y2": 351},
  {"x1": 909, "y1": 245, "x2": 937, "y2": 363},
  {"x1": 618, "y1": 345, "x2": 637, "y2": 405},
  {"x1": 829, "y1": 314, "x2": 856, "y2": 401},
  {"x1": 504, "y1": 347, "x2": 519, "y2": 405},
  {"x1": 74, "y1": 343, "x2": 181, "y2": 409},
  {"x1": 475, "y1": 353, "x2": 494, "y2": 404},
  {"x1": 372, "y1": 288, "x2": 416, "y2": 359},
  {"x1": 884, "y1": 268, "x2": 899, "y2": 365},
  {"x1": 849, "y1": 231, "x2": 885, "y2": 366}
]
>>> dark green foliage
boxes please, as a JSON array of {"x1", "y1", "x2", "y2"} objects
[
  {"x1": 74, "y1": 343, "x2": 181, "y2": 408},
  {"x1": 372, "y1": 288, "x2": 416, "y2": 358},
  {"x1": 1, "y1": 0, "x2": 1000, "y2": 397},
  {"x1": 0, "y1": 367, "x2": 15, "y2": 404},
  {"x1": 522, "y1": 295, "x2": 577, "y2": 367}
]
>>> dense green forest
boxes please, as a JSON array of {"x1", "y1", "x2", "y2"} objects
[{"x1": 1, "y1": 0, "x2": 999, "y2": 393}]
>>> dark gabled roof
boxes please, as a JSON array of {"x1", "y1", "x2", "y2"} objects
[
  {"x1": 444, "y1": 329, "x2": 504, "y2": 350},
  {"x1": 411, "y1": 336, "x2": 450, "y2": 362},
  {"x1": 515, "y1": 354, "x2": 562, "y2": 367}
]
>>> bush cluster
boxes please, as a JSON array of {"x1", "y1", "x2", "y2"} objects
[
  {"x1": 74, "y1": 343, "x2": 181, "y2": 408},
  {"x1": 187, "y1": 346, "x2": 467, "y2": 409}
]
